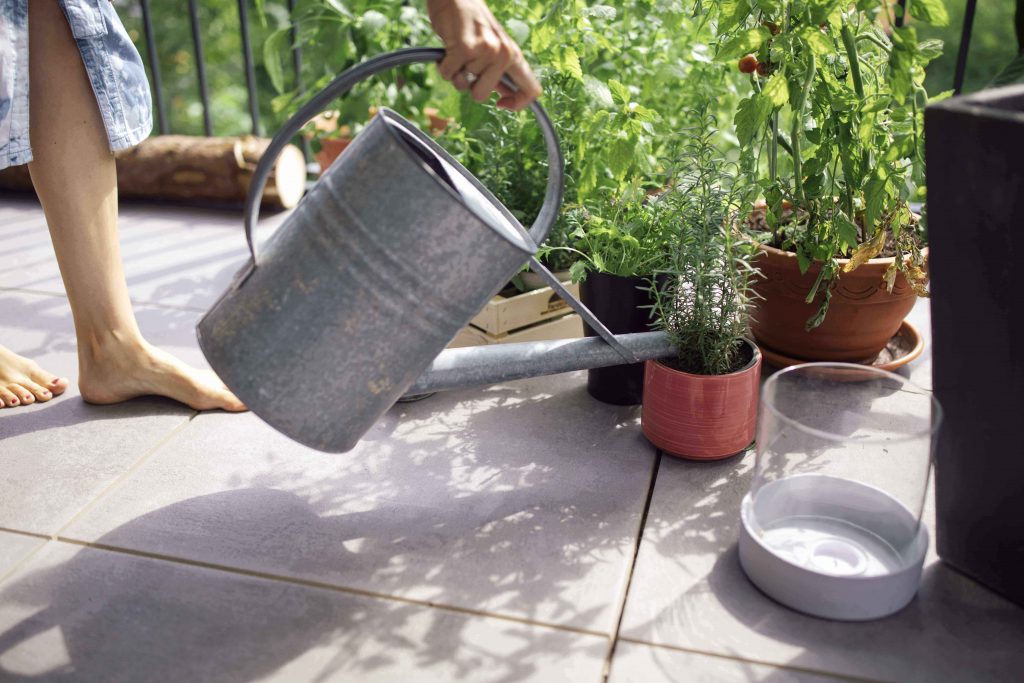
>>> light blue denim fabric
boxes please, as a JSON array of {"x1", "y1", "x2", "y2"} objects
[{"x1": 0, "y1": 0, "x2": 152, "y2": 170}]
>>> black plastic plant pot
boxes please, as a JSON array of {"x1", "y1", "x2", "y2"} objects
[
  {"x1": 925, "y1": 85, "x2": 1024, "y2": 609},
  {"x1": 579, "y1": 272, "x2": 656, "y2": 405}
]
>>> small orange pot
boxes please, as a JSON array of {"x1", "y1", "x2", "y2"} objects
[
  {"x1": 315, "y1": 137, "x2": 352, "y2": 175},
  {"x1": 751, "y1": 244, "x2": 927, "y2": 362},
  {"x1": 641, "y1": 342, "x2": 762, "y2": 460}
]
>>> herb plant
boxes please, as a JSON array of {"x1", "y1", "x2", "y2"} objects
[
  {"x1": 712, "y1": 0, "x2": 946, "y2": 327},
  {"x1": 649, "y1": 115, "x2": 759, "y2": 376}
]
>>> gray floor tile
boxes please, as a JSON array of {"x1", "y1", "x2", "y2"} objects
[
  {"x1": 900, "y1": 298, "x2": 932, "y2": 391},
  {"x1": 620, "y1": 454, "x2": 1024, "y2": 683},
  {"x1": 0, "y1": 531, "x2": 46, "y2": 581},
  {"x1": 1, "y1": 196, "x2": 287, "y2": 311},
  {"x1": 0, "y1": 541, "x2": 607, "y2": 682},
  {"x1": 63, "y1": 372, "x2": 657, "y2": 633},
  {"x1": 609, "y1": 641, "x2": 844, "y2": 683},
  {"x1": 0, "y1": 292, "x2": 197, "y2": 534}
]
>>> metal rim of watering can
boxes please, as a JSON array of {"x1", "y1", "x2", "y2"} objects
[
  {"x1": 241, "y1": 47, "x2": 563, "y2": 265},
  {"x1": 239, "y1": 47, "x2": 638, "y2": 365}
]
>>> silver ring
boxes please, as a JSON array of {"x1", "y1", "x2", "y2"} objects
[{"x1": 461, "y1": 70, "x2": 479, "y2": 84}]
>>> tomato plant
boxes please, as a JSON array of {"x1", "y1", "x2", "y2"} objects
[{"x1": 710, "y1": 0, "x2": 947, "y2": 328}]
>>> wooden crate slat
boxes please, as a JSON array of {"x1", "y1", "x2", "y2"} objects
[
  {"x1": 469, "y1": 282, "x2": 580, "y2": 335},
  {"x1": 448, "y1": 313, "x2": 584, "y2": 348}
]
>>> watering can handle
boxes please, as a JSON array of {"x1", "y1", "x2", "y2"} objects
[{"x1": 242, "y1": 46, "x2": 563, "y2": 264}]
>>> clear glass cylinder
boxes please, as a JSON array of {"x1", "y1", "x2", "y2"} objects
[{"x1": 748, "y1": 363, "x2": 940, "y2": 578}]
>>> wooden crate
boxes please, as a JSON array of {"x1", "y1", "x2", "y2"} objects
[
  {"x1": 449, "y1": 313, "x2": 584, "y2": 348},
  {"x1": 469, "y1": 282, "x2": 580, "y2": 335}
]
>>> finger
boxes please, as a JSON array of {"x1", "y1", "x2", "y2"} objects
[
  {"x1": 437, "y1": 48, "x2": 470, "y2": 82},
  {"x1": 471, "y1": 57, "x2": 511, "y2": 103},
  {"x1": 500, "y1": 58, "x2": 542, "y2": 111},
  {"x1": 451, "y1": 71, "x2": 473, "y2": 91}
]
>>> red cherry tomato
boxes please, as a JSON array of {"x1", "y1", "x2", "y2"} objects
[
  {"x1": 738, "y1": 54, "x2": 758, "y2": 74},
  {"x1": 757, "y1": 61, "x2": 770, "y2": 77}
]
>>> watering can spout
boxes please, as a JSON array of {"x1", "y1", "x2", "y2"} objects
[{"x1": 404, "y1": 331, "x2": 674, "y2": 396}]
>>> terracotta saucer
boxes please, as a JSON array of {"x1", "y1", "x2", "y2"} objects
[{"x1": 758, "y1": 320, "x2": 924, "y2": 372}]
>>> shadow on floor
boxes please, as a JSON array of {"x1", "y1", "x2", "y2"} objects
[{"x1": 0, "y1": 486, "x2": 603, "y2": 682}]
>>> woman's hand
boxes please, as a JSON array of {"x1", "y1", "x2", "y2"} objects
[{"x1": 426, "y1": 0, "x2": 542, "y2": 111}]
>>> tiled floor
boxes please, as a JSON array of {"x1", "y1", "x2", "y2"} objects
[{"x1": 1, "y1": 195, "x2": 1022, "y2": 682}]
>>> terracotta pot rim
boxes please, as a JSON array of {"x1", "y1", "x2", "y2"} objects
[
  {"x1": 650, "y1": 339, "x2": 762, "y2": 380},
  {"x1": 757, "y1": 242, "x2": 929, "y2": 267}
]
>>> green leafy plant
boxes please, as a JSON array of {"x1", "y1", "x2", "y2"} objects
[
  {"x1": 713, "y1": 0, "x2": 945, "y2": 328},
  {"x1": 555, "y1": 180, "x2": 674, "y2": 283},
  {"x1": 648, "y1": 114, "x2": 759, "y2": 376}
]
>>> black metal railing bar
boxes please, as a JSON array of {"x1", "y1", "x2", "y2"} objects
[{"x1": 188, "y1": 0, "x2": 213, "y2": 136}]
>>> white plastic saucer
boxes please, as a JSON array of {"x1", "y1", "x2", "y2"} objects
[{"x1": 738, "y1": 474, "x2": 929, "y2": 621}]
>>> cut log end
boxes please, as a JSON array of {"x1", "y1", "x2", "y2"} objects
[{"x1": 271, "y1": 144, "x2": 307, "y2": 209}]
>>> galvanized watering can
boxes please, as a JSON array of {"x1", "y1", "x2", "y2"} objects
[{"x1": 197, "y1": 48, "x2": 673, "y2": 452}]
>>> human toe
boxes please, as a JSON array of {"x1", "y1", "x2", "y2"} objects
[
  {"x1": 23, "y1": 379, "x2": 54, "y2": 403},
  {"x1": 34, "y1": 371, "x2": 69, "y2": 396},
  {"x1": 0, "y1": 387, "x2": 20, "y2": 407},
  {"x1": 11, "y1": 383, "x2": 35, "y2": 404}
]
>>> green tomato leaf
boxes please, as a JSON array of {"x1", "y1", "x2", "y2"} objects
[
  {"x1": 323, "y1": 0, "x2": 352, "y2": 19},
  {"x1": 917, "y1": 38, "x2": 944, "y2": 63},
  {"x1": 864, "y1": 173, "x2": 888, "y2": 232},
  {"x1": 762, "y1": 72, "x2": 789, "y2": 107},
  {"x1": 735, "y1": 94, "x2": 772, "y2": 147},
  {"x1": 888, "y1": 27, "x2": 917, "y2": 104},
  {"x1": 836, "y1": 212, "x2": 859, "y2": 250},
  {"x1": 798, "y1": 26, "x2": 834, "y2": 56},
  {"x1": 262, "y1": 28, "x2": 290, "y2": 95},
  {"x1": 716, "y1": 27, "x2": 771, "y2": 61},
  {"x1": 909, "y1": 0, "x2": 950, "y2": 27},
  {"x1": 718, "y1": 0, "x2": 753, "y2": 35}
]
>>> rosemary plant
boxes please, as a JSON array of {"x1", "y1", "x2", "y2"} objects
[{"x1": 649, "y1": 118, "x2": 759, "y2": 376}]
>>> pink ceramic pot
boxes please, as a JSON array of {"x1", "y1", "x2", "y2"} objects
[{"x1": 641, "y1": 342, "x2": 762, "y2": 460}]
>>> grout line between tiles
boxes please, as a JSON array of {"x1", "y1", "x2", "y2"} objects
[
  {"x1": 51, "y1": 413, "x2": 198, "y2": 539},
  {"x1": 600, "y1": 447, "x2": 662, "y2": 683},
  {"x1": 616, "y1": 637, "x2": 893, "y2": 683},
  {"x1": 0, "y1": 529, "x2": 51, "y2": 586},
  {"x1": 0, "y1": 286, "x2": 207, "y2": 313},
  {"x1": 49, "y1": 536, "x2": 609, "y2": 640}
]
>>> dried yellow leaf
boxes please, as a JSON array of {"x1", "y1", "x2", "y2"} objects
[{"x1": 843, "y1": 229, "x2": 886, "y2": 273}]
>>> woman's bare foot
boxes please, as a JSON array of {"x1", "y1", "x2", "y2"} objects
[
  {"x1": 0, "y1": 345, "x2": 70, "y2": 408},
  {"x1": 78, "y1": 334, "x2": 246, "y2": 412}
]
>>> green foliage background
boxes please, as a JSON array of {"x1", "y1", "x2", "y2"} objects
[{"x1": 114, "y1": 0, "x2": 1013, "y2": 139}]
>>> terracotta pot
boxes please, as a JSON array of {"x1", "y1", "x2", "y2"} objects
[
  {"x1": 751, "y1": 244, "x2": 928, "y2": 362},
  {"x1": 315, "y1": 137, "x2": 352, "y2": 175},
  {"x1": 641, "y1": 341, "x2": 762, "y2": 460}
]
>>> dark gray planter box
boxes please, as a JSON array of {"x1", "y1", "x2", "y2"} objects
[{"x1": 925, "y1": 85, "x2": 1024, "y2": 608}]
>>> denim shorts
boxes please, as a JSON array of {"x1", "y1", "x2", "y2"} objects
[{"x1": 0, "y1": 0, "x2": 153, "y2": 170}]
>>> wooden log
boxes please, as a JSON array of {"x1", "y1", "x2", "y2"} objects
[{"x1": 0, "y1": 135, "x2": 306, "y2": 209}]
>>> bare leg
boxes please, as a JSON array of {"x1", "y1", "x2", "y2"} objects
[{"x1": 19, "y1": 0, "x2": 244, "y2": 412}]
